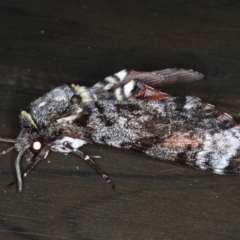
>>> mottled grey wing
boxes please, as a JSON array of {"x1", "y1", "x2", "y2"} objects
[{"x1": 76, "y1": 98, "x2": 240, "y2": 174}]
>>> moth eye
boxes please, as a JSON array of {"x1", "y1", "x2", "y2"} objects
[{"x1": 31, "y1": 140, "x2": 42, "y2": 152}]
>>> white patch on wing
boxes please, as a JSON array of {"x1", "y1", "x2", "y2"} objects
[
  {"x1": 183, "y1": 96, "x2": 200, "y2": 110},
  {"x1": 54, "y1": 95, "x2": 67, "y2": 101},
  {"x1": 195, "y1": 127, "x2": 240, "y2": 171},
  {"x1": 114, "y1": 69, "x2": 127, "y2": 81},
  {"x1": 51, "y1": 137, "x2": 87, "y2": 153},
  {"x1": 57, "y1": 114, "x2": 80, "y2": 123},
  {"x1": 224, "y1": 113, "x2": 233, "y2": 119},
  {"x1": 38, "y1": 102, "x2": 47, "y2": 107}
]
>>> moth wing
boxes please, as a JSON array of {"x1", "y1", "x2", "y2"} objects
[
  {"x1": 122, "y1": 68, "x2": 204, "y2": 88},
  {"x1": 76, "y1": 98, "x2": 240, "y2": 174}
]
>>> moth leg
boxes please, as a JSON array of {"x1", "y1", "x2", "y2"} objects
[
  {"x1": 7, "y1": 179, "x2": 17, "y2": 188},
  {"x1": 0, "y1": 146, "x2": 15, "y2": 156},
  {"x1": 23, "y1": 157, "x2": 43, "y2": 178},
  {"x1": 90, "y1": 155, "x2": 101, "y2": 159},
  {"x1": 64, "y1": 142, "x2": 115, "y2": 190},
  {"x1": 7, "y1": 156, "x2": 42, "y2": 188},
  {"x1": 76, "y1": 150, "x2": 115, "y2": 190}
]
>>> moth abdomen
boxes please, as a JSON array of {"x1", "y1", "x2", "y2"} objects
[{"x1": 92, "y1": 69, "x2": 128, "y2": 90}]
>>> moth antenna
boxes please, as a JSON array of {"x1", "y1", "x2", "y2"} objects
[
  {"x1": 8, "y1": 145, "x2": 51, "y2": 189},
  {"x1": 15, "y1": 145, "x2": 30, "y2": 193},
  {"x1": 0, "y1": 145, "x2": 15, "y2": 156},
  {"x1": 0, "y1": 137, "x2": 16, "y2": 143}
]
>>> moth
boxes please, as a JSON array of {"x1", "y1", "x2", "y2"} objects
[{"x1": 1, "y1": 68, "x2": 239, "y2": 192}]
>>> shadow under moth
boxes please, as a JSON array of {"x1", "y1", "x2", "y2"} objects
[{"x1": 1, "y1": 68, "x2": 239, "y2": 192}]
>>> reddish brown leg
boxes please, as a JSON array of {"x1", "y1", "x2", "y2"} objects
[{"x1": 64, "y1": 142, "x2": 115, "y2": 190}]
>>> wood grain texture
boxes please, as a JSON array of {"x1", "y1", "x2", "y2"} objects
[{"x1": 0, "y1": 0, "x2": 240, "y2": 239}]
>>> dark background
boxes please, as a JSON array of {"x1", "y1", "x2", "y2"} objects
[{"x1": 0, "y1": 1, "x2": 240, "y2": 239}]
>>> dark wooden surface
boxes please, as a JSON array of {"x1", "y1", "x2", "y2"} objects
[{"x1": 0, "y1": 1, "x2": 240, "y2": 239}]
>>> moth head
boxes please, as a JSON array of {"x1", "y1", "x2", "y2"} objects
[
  {"x1": 0, "y1": 84, "x2": 91, "y2": 192},
  {"x1": 11, "y1": 129, "x2": 51, "y2": 192},
  {"x1": 12, "y1": 108, "x2": 53, "y2": 192},
  {"x1": 16, "y1": 111, "x2": 48, "y2": 161},
  {"x1": 0, "y1": 129, "x2": 51, "y2": 193}
]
